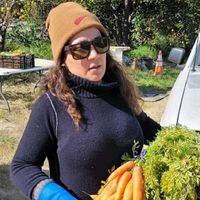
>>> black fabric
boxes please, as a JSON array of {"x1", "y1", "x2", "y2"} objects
[
  {"x1": 136, "y1": 111, "x2": 161, "y2": 144},
  {"x1": 47, "y1": 130, "x2": 60, "y2": 184},
  {"x1": 47, "y1": 136, "x2": 80, "y2": 199}
]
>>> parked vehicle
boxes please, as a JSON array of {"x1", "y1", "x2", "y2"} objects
[{"x1": 161, "y1": 32, "x2": 200, "y2": 132}]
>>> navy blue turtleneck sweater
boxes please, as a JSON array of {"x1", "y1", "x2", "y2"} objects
[{"x1": 10, "y1": 75, "x2": 160, "y2": 200}]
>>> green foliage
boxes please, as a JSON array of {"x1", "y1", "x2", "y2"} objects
[
  {"x1": 130, "y1": 0, "x2": 200, "y2": 52},
  {"x1": 140, "y1": 126, "x2": 200, "y2": 200},
  {"x1": 2, "y1": 0, "x2": 200, "y2": 59},
  {"x1": 2, "y1": 0, "x2": 200, "y2": 54},
  {"x1": 31, "y1": 0, "x2": 71, "y2": 22},
  {"x1": 28, "y1": 41, "x2": 52, "y2": 59},
  {"x1": 5, "y1": 16, "x2": 52, "y2": 59},
  {"x1": 5, "y1": 40, "x2": 52, "y2": 59},
  {"x1": 7, "y1": 21, "x2": 41, "y2": 46},
  {"x1": 121, "y1": 140, "x2": 140, "y2": 161},
  {"x1": 131, "y1": 10, "x2": 151, "y2": 47},
  {"x1": 21, "y1": 0, "x2": 37, "y2": 21},
  {"x1": 148, "y1": 33, "x2": 180, "y2": 57},
  {"x1": 127, "y1": 45, "x2": 157, "y2": 59}
]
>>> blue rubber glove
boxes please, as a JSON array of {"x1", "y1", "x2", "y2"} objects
[{"x1": 38, "y1": 182, "x2": 77, "y2": 200}]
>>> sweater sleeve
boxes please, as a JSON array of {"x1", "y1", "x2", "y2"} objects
[
  {"x1": 136, "y1": 111, "x2": 161, "y2": 144},
  {"x1": 10, "y1": 93, "x2": 57, "y2": 198}
]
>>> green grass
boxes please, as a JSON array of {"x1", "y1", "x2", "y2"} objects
[{"x1": 127, "y1": 63, "x2": 180, "y2": 93}]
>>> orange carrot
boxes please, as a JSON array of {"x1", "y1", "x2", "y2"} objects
[
  {"x1": 97, "y1": 176, "x2": 120, "y2": 200},
  {"x1": 97, "y1": 180, "x2": 113, "y2": 195},
  {"x1": 114, "y1": 171, "x2": 132, "y2": 200},
  {"x1": 97, "y1": 183, "x2": 106, "y2": 195},
  {"x1": 123, "y1": 176, "x2": 133, "y2": 200},
  {"x1": 107, "y1": 161, "x2": 134, "y2": 182},
  {"x1": 107, "y1": 193, "x2": 116, "y2": 200},
  {"x1": 132, "y1": 166, "x2": 145, "y2": 200}
]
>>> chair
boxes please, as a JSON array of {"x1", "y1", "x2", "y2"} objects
[{"x1": 168, "y1": 47, "x2": 185, "y2": 69}]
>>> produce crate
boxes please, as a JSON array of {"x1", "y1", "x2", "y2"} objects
[{"x1": 0, "y1": 53, "x2": 35, "y2": 69}]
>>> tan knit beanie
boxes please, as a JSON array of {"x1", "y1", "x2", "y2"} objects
[{"x1": 46, "y1": 2, "x2": 108, "y2": 61}]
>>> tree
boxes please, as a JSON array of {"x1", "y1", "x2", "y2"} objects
[
  {"x1": 79, "y1": 0, "x2": 135, "y2": 46},
  {"x1": 0, "y1": 0, "x2": 16, "y2": 51},
  {"x1": 2, "y1": 0, "x2": 200, "y2": 54},
  {"x1": 130, "y1": 0, "x2": 200, "y2": 52},
  {"x1": 26, "y1": 0, "x2": 135, "y2": 46}
]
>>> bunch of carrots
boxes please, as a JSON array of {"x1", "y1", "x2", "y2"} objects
[{"x1": 90, "y1": 160, "x2": 144, "y2": 200}]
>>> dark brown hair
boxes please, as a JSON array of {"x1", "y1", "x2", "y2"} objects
[{"x1": 40, "y1": 52, "x2": 142, "y2": 126}]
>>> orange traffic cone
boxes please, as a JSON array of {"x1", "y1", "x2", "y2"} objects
[
  {"x1": 154, "y1": 50, "x2": 164, "y2": 75},
  {"x1": 131, "y1": 58, "x2": 137, "y2": 70}
]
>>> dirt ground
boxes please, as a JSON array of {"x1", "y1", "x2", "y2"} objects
[
  {"x1": 141, "y1": 94, "x2": 169, "y2": 123},
  {"x1": 0, "y1": 78, "x2": 169, "y2": 200}
]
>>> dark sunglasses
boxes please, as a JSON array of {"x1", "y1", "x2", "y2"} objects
[{"x1": 64, "y1": 36, "x2": 110, "y2": 60}]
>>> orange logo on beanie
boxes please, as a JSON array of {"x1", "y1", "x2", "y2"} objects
[{"x1": 74, "y1": 15, "x2": 87, "y2": 25}]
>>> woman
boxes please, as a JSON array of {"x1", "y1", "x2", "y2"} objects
[{"x1": 10, "y1": 2, "x2": 161, "y2": 200}]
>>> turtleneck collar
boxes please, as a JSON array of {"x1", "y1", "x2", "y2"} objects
[{"x1": 67, "y1": 74, "x2": 119, "y2": 98}]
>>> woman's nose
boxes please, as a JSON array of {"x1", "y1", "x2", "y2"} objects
[{"x1": 88, "y1": 45, "x2": 98, "y2": 60}]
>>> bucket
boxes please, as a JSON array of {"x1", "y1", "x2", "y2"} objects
[{"x1": 137, "y1": 57, "x2": 154, "y2": 70}]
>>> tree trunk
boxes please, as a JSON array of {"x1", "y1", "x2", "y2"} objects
[
  {"x1": 116, "y1": 17, "x2": 123, "y2": 45},
  {"x1": 110, "y1": 4, "x2": 124, "y2": 45},
  {"x1": 110, "y1": 1, "x2": 132, "y2": 46},
  {"x1": 0, "y1": 0, "x2": 16, "y2": 51},
  {"x1": 0, "y1": 29, "x2": 6, "y2": 51},
  {"x1": 123, "y1": 0, "x2": 131, "y2": 45}
]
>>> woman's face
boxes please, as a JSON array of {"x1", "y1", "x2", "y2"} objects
[{"x1": 65, "y1": 28, "x2": 107, "y2": 82}]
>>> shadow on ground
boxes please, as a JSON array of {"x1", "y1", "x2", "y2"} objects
[{"x1": 0, "y1": 164, "x2": 28, "y2": 200}]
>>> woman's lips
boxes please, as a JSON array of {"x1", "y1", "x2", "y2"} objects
[{"x1": 89, "y1": 65, "x2": 101, "y2": 70}]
